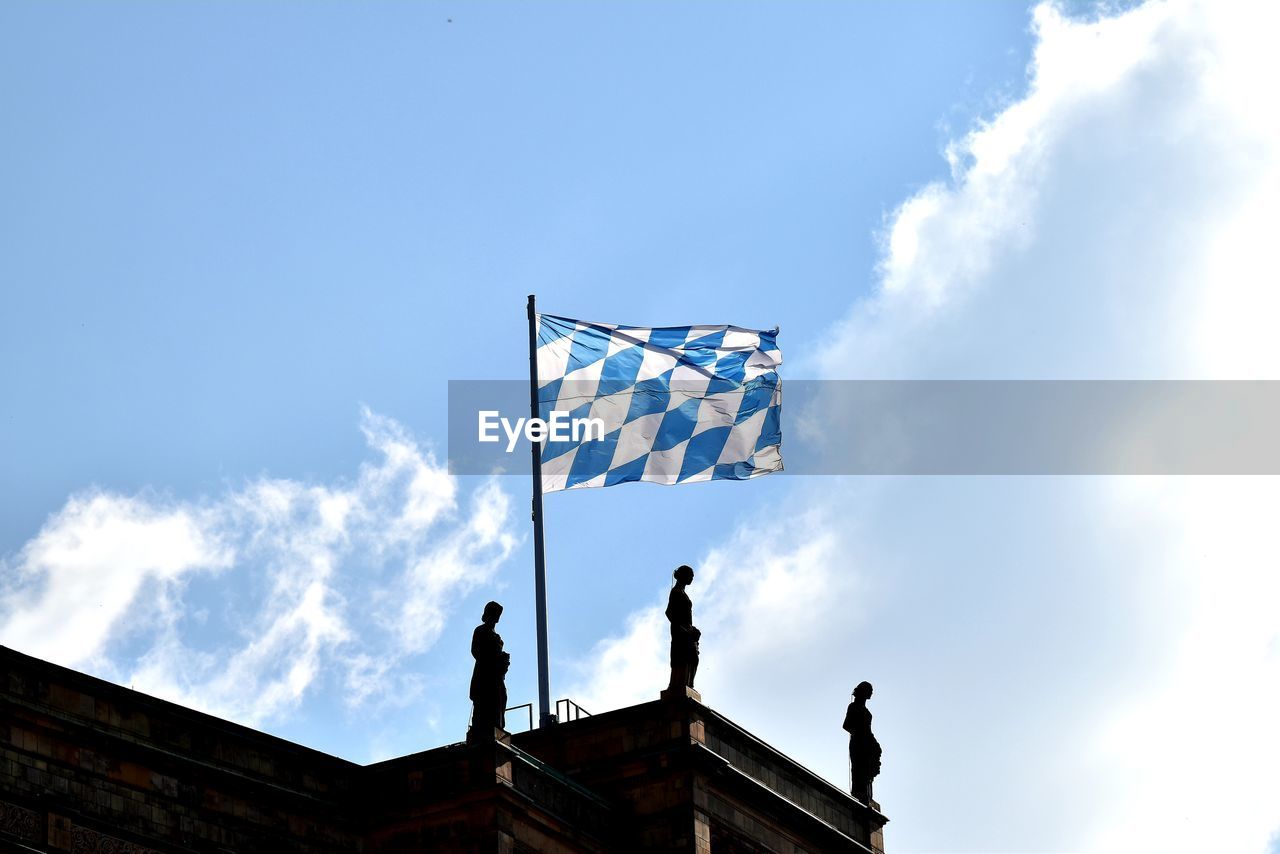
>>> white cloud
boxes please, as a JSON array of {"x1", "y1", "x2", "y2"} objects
[
  {"x1": 818, "y1": 5, "x2": 1280, "y2": 842},
  {"x1": 568, "y1": 500, "x2": 858, "y2": 737},
  {"x1": 0, "y1": 408, "x2": 517, "y2": 727},
  {"x1": 576, "y1": 1, "x2": 1280, "y2": 850},
  {"x1": 0, "y1": 494, "x2": 231, "y2": 668},
  {"x1": 1083, "y1": 477, "x2": 1280, "y2": 852},
  {"x1": 818, "y1": 0, "x2": 1279, "y2": 383}
]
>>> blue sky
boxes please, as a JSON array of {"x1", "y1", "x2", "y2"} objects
[
  {"x1": 4, "y1": 2, "x2": 1279, "y2": 851},
  {"x1": 0, "y1": 1, "x2": 1031, "y2": 536}
]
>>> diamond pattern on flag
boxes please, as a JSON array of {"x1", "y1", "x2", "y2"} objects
[{"x1": 535, "y1": 314, "x2": 782, "y2": 492}]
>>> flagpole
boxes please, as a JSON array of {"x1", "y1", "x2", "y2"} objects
[{"x1": 526, "y1": 294, "x2": 555, "y2": 728}]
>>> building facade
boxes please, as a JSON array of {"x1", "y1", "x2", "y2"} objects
[{"x1": 1, "y1": 646, "x2": 886, "y2": 852}]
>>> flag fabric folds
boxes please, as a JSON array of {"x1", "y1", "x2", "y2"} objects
[{"x1": 535, "y1": 314, "x2": 782, "y2": 493}]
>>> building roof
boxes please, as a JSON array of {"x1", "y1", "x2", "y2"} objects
[{"x1": 1, "y1": 645, "x2": 886, "y2": 852}]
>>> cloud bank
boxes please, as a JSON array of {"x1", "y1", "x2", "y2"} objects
[
  {"x1": 574, "y1": 1, "x2": 1280, "y2": 850},
  {"x1": 0, "y1": 408, "x2": 517, "y2": 728}
]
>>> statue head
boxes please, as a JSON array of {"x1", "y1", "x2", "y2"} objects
[
  {"x1": 853, "y1": 680, "x2": 873, "y2": 702},
  {"x1": 673, "y1": 564, "x2": 695, "y2": 585},
  {"x1": 482, "y1": 601, "x2": 503, "y2": 624}
]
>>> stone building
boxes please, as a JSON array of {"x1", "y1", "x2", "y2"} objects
[{"x1": 1, "y1": 645, "x2": 887, "y2": 852}]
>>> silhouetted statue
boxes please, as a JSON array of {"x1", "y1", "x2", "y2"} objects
[
  {"x1": 843, "y1": 681, "x2": 882, "y2": 802},
  {"x1": 666, "y1": 565, "x2": 701, "y2": 691},
  {"x1": 468, "y1": 601, "x2": 510, "y2": 741}
]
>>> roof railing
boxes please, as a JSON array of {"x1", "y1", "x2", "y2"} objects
[
  {"x1": 503, "y1": 702, "x2": 534, "y2": 733},
  {"x1": 554, "y1": 697, "x2": 592, "y2": 722}
]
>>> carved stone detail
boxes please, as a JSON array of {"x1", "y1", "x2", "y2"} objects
[
  {"x1": 70, "y1": 824, "x2": 162, "y2": 854},
  {"x1": 0, "y1": 799, "x2": 39, "y2": 840}
]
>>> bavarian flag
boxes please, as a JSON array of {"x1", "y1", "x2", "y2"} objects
[{"x1": 534, "y1": 314, "x2": 782, "y2": 492}]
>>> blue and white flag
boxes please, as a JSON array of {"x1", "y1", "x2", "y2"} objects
[{"x1": 535, "y1": 314, "x2": 782, "y2": 492}]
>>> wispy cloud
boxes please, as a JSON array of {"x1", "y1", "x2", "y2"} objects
[
  {"x1": 1, "y1": 493, "x2": 233, "y2": 668},
  {"x1": 0, "y1": 408, "x2": 517, "y2": 728}
]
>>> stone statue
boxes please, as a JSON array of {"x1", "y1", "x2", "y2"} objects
[
  {"x1": 843, "y1": 681, "x2": 882, "y2": 802},
  {"x1": 468, "y1": 601, "x2": 510, "y2": 741},
  {"x1": 665, "y1": 565, "x2": 701, "y2": 691}
]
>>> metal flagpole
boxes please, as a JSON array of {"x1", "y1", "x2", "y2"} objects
[{"x1": 526, "y1": 294, "x2": 555, "y2": 727}]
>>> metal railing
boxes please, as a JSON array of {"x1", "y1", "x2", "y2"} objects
[
  {"x1": 555, "y1": 697, "x2": 592, "y2": 722},
  {"x1": 495, "y1": 699, "x2": 588, "y2": 731},
  {"x1": 504, "y1": 702, "x2": 534, "y2": 733}
]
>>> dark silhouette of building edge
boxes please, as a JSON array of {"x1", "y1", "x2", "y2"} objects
[{"x1": 1, "y1": 645, "x2": 887, "y2": 852}]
